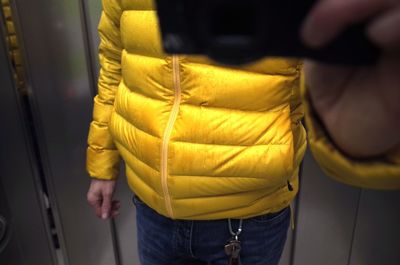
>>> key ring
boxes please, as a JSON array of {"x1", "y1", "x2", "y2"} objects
[{"x1": 228, "y1": 218, "x2": 243, "y2": 240}]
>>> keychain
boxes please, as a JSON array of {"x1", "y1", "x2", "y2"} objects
[{"x1": 224, "y1": 219, "x2": 243, "y2": 265}]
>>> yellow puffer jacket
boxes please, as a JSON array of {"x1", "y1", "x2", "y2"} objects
[
  {"x1": 87, "y1": 0, "x2": 400, "y2": 220},
  {"x1": 87, "y1": 0, "x2": 306, "y2": 219}
]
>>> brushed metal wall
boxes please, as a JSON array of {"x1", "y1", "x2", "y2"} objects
[
  {"x1": 293, "y1": 153, "x2": 361, "y2": 265},
  {"x1": 1, "y1": 1, "x2": 399, "y2": 265},
  {"x1": 0, "y1": 17, "x2": 55, "y2": 265},
  {"x1": 10, "y1": 0, "x2": 117, "y2": 264},
  {"x1": 349, "y1": 190, "x2": 400, "y2": 265}
]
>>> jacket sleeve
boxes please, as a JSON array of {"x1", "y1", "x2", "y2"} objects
[
  {"x1": 86, "y1": 0, "x2": 122, "y2": 180},
  {"x1": 301, "y1": 70, "x2": 400, "y2": 190}
]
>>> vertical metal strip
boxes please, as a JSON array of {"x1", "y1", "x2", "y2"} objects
[
  {"x1": 109, "y1": 220, "x2": 122, "y2": 265},
  {"x1": 289, "y1": 162, "x2": 303, "y2": 265},
  {"x1": 346, "y1": 189, "x2": 363, "y2": 265},
  {"x1": 78, "y1": 0, "x2": 98, "y2": 97}
]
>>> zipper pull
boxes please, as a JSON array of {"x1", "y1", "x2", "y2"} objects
[{"x1": 287, "y1": 181, "x2": 293, "y2": 191}]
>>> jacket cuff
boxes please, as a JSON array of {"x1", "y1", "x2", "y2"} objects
[{"x1": 86, "y1": 146, "x2": 120, "y2": 180}]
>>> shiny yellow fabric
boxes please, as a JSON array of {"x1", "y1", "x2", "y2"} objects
[
  {"x1": 88, "y1": 0, "x2": 400, "y2": 220},
  {"x1": 87, "y1": 0, "x2": 307, "y2": 219},
  {"x1": 301, "y1": 73, "x2": 400, "y2": 190}
]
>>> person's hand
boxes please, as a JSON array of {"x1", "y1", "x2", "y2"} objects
[
  {"x1": 87, "y1": 179, "x2": 121, "y2": 220},
  {"x1": 301, "y1": 0, "x2": 400, "y2": 158}
]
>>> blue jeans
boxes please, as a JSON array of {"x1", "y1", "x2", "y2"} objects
[{"x1": 133, "y1": 195, "x2": 290, "y2": 265}]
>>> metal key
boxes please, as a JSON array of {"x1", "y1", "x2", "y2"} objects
[{"x1": 225, "y1": 238, "x2": 241, "y2": 265}]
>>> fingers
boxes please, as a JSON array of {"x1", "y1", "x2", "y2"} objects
[
  {"x1": 368, "y1": 7, "x2": 400, "y2": 49},
  {"x1": 101, "y1": 192, "x2": 113, "y2": 219},
  {"x1": 88, "y1": 194, "x2": 121, "y2": 219},
  {"x1": 87, "y1": 179, "x2": 119, "y2": 220},
  {"x1": 100, "y1": 190, "x2": 120, "y2": 219},
  {"x1": 301, "y1": 0, "x2": 393, "y2": 47},
  {"x1": 110, "y1": 200, "x2": 121, "y2": 218},
  {"x1": 87, "y1": 191, "x2": 103, "y2": 218}
]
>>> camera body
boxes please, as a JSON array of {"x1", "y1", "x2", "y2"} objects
[{"x1": 155, "y1": 0, "x2": 379, "y2": 65}]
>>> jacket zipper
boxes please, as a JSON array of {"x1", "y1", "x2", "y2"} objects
[{"x1": 161, "y1": 55, "x2": 182, "y2": 218}]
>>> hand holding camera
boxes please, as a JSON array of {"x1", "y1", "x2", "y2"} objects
[
  {"x1": 156, "y1": 0, "x2": 380, "y2": 65},
  {"x1": 303, "y1": 0, "x2": 400, "y2": 158}
]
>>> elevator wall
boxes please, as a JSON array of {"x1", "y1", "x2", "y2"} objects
[{"x1": 0, "y1": 1, "x2": 399, "y2": 265}]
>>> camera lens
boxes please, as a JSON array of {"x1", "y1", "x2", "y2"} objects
[
  {"x1": 210, "y1": 2, "x2": 257, "y2": 45},
  {"x1": 200, "y1": 1, "x2": 263, "y2": 64}
]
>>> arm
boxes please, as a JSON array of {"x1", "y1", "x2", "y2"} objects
[
  {"x1": 87, "y1": 0, "x2": 122, "y2": 181},
  {"x1": 86, "y1": 0, "x2": 122, "y2": 219}
]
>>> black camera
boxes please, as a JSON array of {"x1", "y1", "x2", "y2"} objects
[{"x1": 155, "y1": 0, "x2": 379, "y2": 65}]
